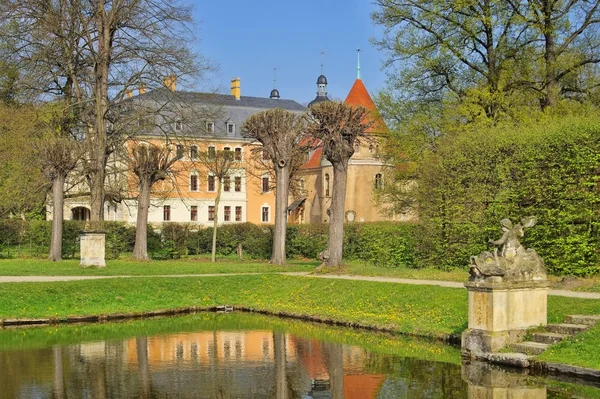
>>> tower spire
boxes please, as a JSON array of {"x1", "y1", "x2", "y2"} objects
[
  {"x1": 357, "y1": 47, "x2": 361, "y2": 79},
  {"x1": 269, "y1": 66, "x2": 280, "y2": 99},
  {"x1": 320, "y1": 51, "x2": 325, "y2": 75}
]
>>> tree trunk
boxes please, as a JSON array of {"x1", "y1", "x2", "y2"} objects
[
  {"x1": 49, "y1": 174, "x2": 66, "y2": 261},
  {"x1": 325, "y1": 342, "x2": 344, "y2": 399},
  {"x1": 89, "y1": 1, "x2": 110, "y2": 224},
  {"x1": 211, "y1": 179, "x2": 222, "y2": 263},
  {"x1": 272, "y1": 164, "x2": 290, "y2": 265},
  {"x1": 542, "y1": 0, "x2": 559, "y2": 109},
  {"x1": 274, "y1": 332, "x2": 288, "y2": 399},
  {"x1": 327, "y1": 162, "x2": 348, "y2": 268},
  {"x1": 136, "y1": 337, "x2": 151, "y2": 398},
  {"x1": 133, "y1": 178, "x2": 151, "y2": 260},
  {"x1": 53, "y1": 346, "x2": 65, "y2": 399}
]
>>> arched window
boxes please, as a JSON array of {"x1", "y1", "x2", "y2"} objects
[
  {"x1": 354, "y1": 142, "x2": 360, "y2": 153},
  {"x1": 374, "y1": 173, "x2": 383, "y2": 190},
  {"x1": 324, "y1": 173, "x2": 330, "y2": 197}
]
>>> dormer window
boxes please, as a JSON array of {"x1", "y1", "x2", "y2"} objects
[
  {"x1": 206, "y1": 121, "x2": 214, "y2": 133},
  {"x1": 175, "y1": 120, "x2": 183, "y2": 131},
  {"x1": 227, "y1": 122, "x2": 235, "y2": 134}
]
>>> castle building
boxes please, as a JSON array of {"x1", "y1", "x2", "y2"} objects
[
  {"x1": 288, "y1": 57, "x2": 389, "y2": 224},
  {"x1": 50, "y1": 62, "x2": 393, "y2": 226}
]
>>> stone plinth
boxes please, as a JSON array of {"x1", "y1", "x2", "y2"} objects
[
  {"x1": 462, "y1": 279, "x2": 549, "y2": 355},
  {"x1": 80, "y1": 231, "x2": 106, "y2": 267},
  {"x1": 462, "y1": 361, "x2": 546, "y2": 399}
]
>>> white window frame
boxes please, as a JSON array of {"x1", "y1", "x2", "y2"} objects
[
  {"x1": 175, "y1": 119, "x2": 183, "y2": 131},
  {"x1": 189, "y1": 171, "x2": 199, "y2": 192},
  {"x1": 227, "y1": 122, "x2": 235, "y2": 134},
  {"x1": 207, "y1": 173, "x2": 216, "y2": 192},
  {"x1": 190, "y1": 145, "x2": 199, "y2": 160},
  {"x1": 206, "y1": 121, "x2": 215, "y2": 133},
  {"x1": 234, "y1": 147, "x2": 243, "y2": 162},
  {"x1": 261, "y1": 205, "x2": 270, "y2": 223}
]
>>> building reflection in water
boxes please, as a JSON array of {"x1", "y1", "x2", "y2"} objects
[{"x1": 0, "y1": 327, "x2": 577, "y2": 398}]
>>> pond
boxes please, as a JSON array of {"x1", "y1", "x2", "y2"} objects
[{"x1": 0, "y1": 312, "x2": 598, "y2": 398}]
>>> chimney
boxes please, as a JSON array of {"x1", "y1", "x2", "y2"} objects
[
  {"x1": 230, "y1": 77, "x2": 241, "y2": 100},
  {"x1": 163, "y1": 75, "x2": 177, "y2": 92},
  {"x1": 138, "y1": 84, "x2": 147, "y2": 95},
  {"x1": 125, "y1": 89, "x2": 133, "y2": 98}
]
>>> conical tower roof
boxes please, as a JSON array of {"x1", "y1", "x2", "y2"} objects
[{"x1": 344, "y1": 79, "x2": 386, "y2": 134}]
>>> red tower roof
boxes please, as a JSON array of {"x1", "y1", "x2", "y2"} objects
[
  {"x1": 345, "y1": 79, "x2": 377, "y2": 110},
  {"x1": 344, "y1": 79, "x2": 387, "y2": 134}
]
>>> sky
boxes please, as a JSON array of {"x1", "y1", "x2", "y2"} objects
[{"x1": 186, "y1": 0, "x2": 388, "y2": 105}]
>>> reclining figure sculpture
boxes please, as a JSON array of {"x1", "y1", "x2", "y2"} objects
[{"x1": 469, "y1": 217, "x2": 546, "y2": 282}]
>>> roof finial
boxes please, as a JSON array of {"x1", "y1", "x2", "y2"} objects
[
  {"x1": 320, "y1": 51, "x2": 325, "y2": 75},
  {"x1": 273, "y1": 67, "x2": 277, "y2": 89},
  {"x1": 357, "y1": 47, "x2": 361, "y2": 80}
]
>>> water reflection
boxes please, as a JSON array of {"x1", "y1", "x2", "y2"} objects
[{"x1": 0, "y1": 317, "x2": 597, "y2": 398}]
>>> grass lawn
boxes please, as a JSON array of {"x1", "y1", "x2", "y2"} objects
[
  {"x1": 0, "y1": 258, "x2": 317, "y2": 276},
  {"x1": 0, "y1": 274, "x2": 599, "y2": 369}
]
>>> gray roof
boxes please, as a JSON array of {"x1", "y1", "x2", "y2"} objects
[
  {"x1": 138, "y1": 88, "x2": 305, "y2": 111},
  {"x1": 131, "y1": 89, "x2": 306, "y2": 140}
]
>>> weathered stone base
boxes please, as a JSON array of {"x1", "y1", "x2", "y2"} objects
[
  {"x1": 462, "y1": 328, "x2": 529, "y2": 355},
  {"x1": 80, "y1": 231, "x2": 106, "y2": 267},
  {"x1": 462, "y1": 279, "x2": 549, "y2": 357},
  {"x1": 463, "y1": 361, "x2": 546, "y2": 399}
]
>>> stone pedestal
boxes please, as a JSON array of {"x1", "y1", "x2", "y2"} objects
[
  {"x1": 80, "y1": 231, "x2": 106, "y2": 267},
  {"x1": 462, "y1": 361, "x2": 546, "y2": 399},
  {"x1": 462, "y1": 279, "x2": 549, "y2": 355}
]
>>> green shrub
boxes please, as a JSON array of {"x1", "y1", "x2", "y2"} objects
[{"x1": 415, "y1": 115, "x2": 600, "y2": 275}]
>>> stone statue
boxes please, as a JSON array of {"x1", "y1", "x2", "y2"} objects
[{"x1": 469, "y1": 217, "x2": 546, "y2": 282}]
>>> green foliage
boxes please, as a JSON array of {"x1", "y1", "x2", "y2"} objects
[
  {"x1": 0, "y1": 220, "x2": 419, "y2": 266},
  {"x1": 415, "y1": 115, "x2": 600, "y2": 275}
]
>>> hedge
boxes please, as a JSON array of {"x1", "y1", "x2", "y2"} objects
[
  {"x1": 0, "y1": 220, "x2": 418, "y2": 267},
  {"x1": 415, "y1": 115, "x2": 600, "y2": 276}
]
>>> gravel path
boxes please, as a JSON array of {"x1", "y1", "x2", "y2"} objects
[{"x1": 0, "y1": 272, "x2": 598, "y2": 299}]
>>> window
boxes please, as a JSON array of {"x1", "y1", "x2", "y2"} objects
[
  {"x1": 235, "y1": 176, "x2": 242, "y2": 192},
  {"x1": 223, "y1": 176, "x2": 231, "y2": 192},
  {"x1": 235, "y1": 206, "x2": 242, "y2": 222},
  {"x1": 208, "y1": 206, "x2": 215, "y2": 221},
  {"x1": 163, "y1": 205, "x2": 171, "y2": 221},
  {"x1": 262, "y1": 176, "x2": 270, "y2": 193},
  {"x1": 190, "y1": 205, "x2": 198, "y2": 221},
  {"x1": 206, "y1": 121, "x2": 214, "y2": 133},
  {"x1": 224, "y1": 206, "x2": 231, "y2": 221},
  {"x1": 374, "y1": 173, "x2": 383, "y2": 190},
  {"x1": 223, "y1": 146, "x2": 231, "y2": 152},
  {"x1": 190, "y1": 173, "x2": 199, "y2": 192},
  {"x1": 369, "y1": 144, "x2": 374, "y2": 153},
  {"x1": 262, "y1": 150, "x2": 269, "y2": 161},
  {"x1": 208, "y1": 175, "x2": 215, "y2": 192},
  {"x1": 354, "y1": 142, "x2": 360, "y2": 153},
  {"x1": 227, "y1": 122, "x2": 235, "y2": 134},
  {"x1": 175, "y1": 120, "x2": 183, "y2": 131},
  {"x1": 261, "y1": 206, "x2": 269, "y2": 223},
  {"x1": 299, "y1": 178, "x2": 305, "y2": 193},
  {"x1": 190, "y1": 145, "x2": 198, "y2": 160},
  {"x1": 176, "y1": 144, "x2": 184, "y2": 159},
  {"x1": 324, "y1": 173, "x2": 330, "y2": 197},
  {"x1": 234, "y1": 147, "x2": 242, "y2": 161},
  {"x1": 208, "y1": 146, "x2": 216, "y2": 160}
]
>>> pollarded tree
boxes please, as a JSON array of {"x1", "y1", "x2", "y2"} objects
[
  {"x1": 130, "y1": 143, "x2": 181, "y2": 260},
  {"x1": 242, "y1": 108, "x2": 307, "y2": 265},
  {"x1": 2, "y1": 0, "x2": 202, "y2": 223},
  {"x1": 309, "y1": 102, "x2": 372, "y2": 268},
  {"x1": 196, "y1": 147, "x2": 235, "y2": 263},
  {"x1": 39, "y1": 137, "x2": 80, "y2": 261}
]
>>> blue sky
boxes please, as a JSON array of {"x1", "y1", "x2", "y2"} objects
[{"x1": 187, "y1": 0, "x2": 387, "y2": 105}]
